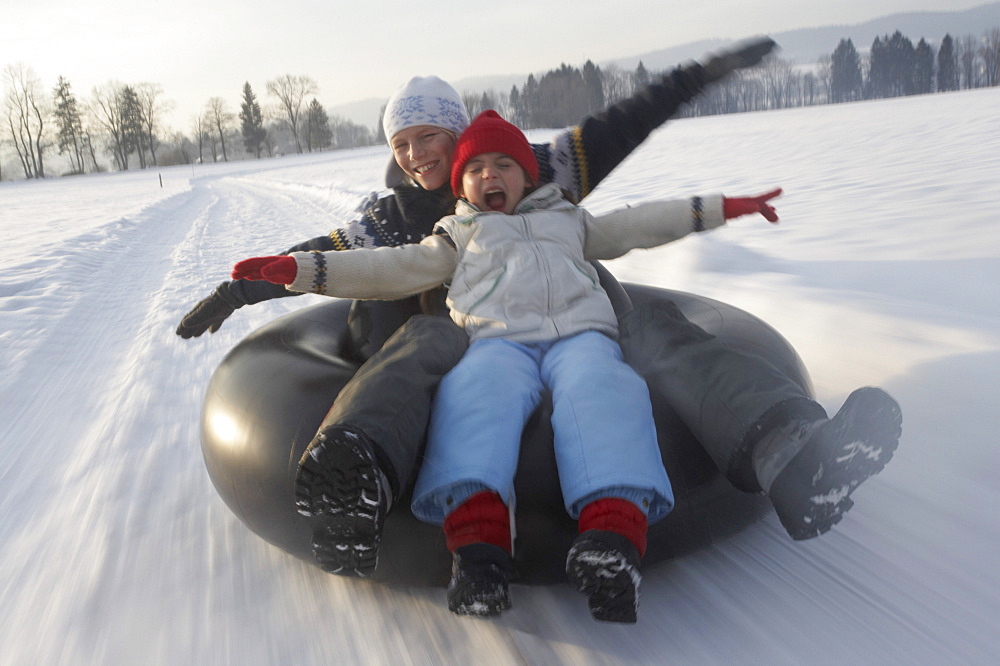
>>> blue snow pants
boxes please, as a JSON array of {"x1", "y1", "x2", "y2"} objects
[{"x1": 410, "y1": 331, "x2": 674, "y2": 525}]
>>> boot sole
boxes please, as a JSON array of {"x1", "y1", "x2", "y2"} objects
[
  {"x1": 772, "y1": 387, "x2": 902, "y2": 540},
  {"x1": 294, "y1": 429, "x2": 384, "y2": 577},
  {"x1": 448, "y1": 578, "x2": 513, "y2": 617},
  {"x1": 566, "y1": 546, "x2": 640, "y2": 623}
]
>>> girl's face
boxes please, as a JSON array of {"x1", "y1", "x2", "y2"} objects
[
  {"x1": 459, "y1": 152, "x2": 530, "y2": 215},
  {"x1": 390, "y1": 125, "x2": 457, "y2": 191}
]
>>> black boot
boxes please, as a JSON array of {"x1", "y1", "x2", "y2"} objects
[
  {"x1": 294, "y1": 425, "x2": 392, "y2": 578},
  {"x1": 447, "y1": 544, "x2": 513, "y2": 617},
  {"x1": 754, "y1": 387, "x2": 902, "y2": 540},
  {"x1": 566, "y1": 530, "x2": 641, "y2": 623}
]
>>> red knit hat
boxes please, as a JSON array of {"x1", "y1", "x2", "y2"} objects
[{"x1": 450, "y1": 110, "x2": 540, "y2": 198}]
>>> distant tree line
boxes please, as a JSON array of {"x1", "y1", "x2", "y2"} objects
[
  {"x1": 0, "y1": 68, "x2": 377, "y2": 180},
  {"x1": 455, "y1": 26, "x2": 999, "y2": 128},
  {"x1": 2, "y1": 24, "x2": 998, "y2": 180}
]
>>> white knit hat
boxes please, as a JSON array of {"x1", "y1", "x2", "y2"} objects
[{"x1": 382, "y1": 76, "x2": 470, "y2": 188}]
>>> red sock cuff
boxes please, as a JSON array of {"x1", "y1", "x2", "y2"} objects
[
  {"x1": 578, "y1": 497, "x2": 648, "y2": 557},
  {"x1": 443, "y1": 491, "x2": 511, "y2": 553}
]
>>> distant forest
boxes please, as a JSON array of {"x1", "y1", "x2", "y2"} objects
[{"x1": 3, "y1": 26, "x2": 998, "y2": 181}]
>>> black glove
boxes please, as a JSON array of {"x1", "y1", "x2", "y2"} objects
[
  {"x1": 702, "y1": 37, "x2": 778, "y2": 84},
  {"x1": 176, "y1": 284, "x2": 241, "y2": 339}
]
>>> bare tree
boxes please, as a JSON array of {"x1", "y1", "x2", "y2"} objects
[
  {"x1": 205, "y1": 97, "x2": 234, "y2": 162},
  {"x1": 89, "y1": 81, "x2": 131, "y2": 170},
  {"x1": 958, "y1": 35, "x2": 980, "y2": 89},
  {"x1": 200, "y1": 111, "x2": 220, "y2": 162},
  {"x1": 135, "y1": 83, "x2": 171, "y2": 167},
  {"x1": 761, "y1": 56, "x2": 795, "y2": 109},
  {"x1": 266, "y1": 74, "x2": 317, "y2": 153},
  {"x1": 982, "y1": 28, "x2": 1000, "y2": 87},
  {"x1": 600, "y1": 64, "x2": 635, "y2": 106},
  {"x1": 461, "y1": 91, "x2": 482, "y2": 117},
  {"x1": 3, "y1": 63, "x2": 48, "y2": 179},
  {"x1": 816, "y1": 54, "x2": 834, "y2": 103},
  {"x1": 191, "y1": 114, "x2": 210, "y2": 164}
]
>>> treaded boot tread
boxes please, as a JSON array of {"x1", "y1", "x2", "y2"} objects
[
  {"x1": 566, "y1": 530, "x2": 641, "y2": 623},
  {"x1": 447, "y1": 544, "x2": 513, "y2": 617},
  {"x1": 294, "y1": 428, "x2": 385, "y2": 578},
  {"x1": 770, "y1": 387, "x2": 902, "y2": 540}
]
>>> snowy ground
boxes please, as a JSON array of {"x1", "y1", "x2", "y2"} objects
[{"x1": 1, "y1": 88, "x2": 998, "y2": 664}]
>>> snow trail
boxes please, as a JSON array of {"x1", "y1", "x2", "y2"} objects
[{"x1": 1, "y1": 89, "x2": 999, "y2": 664}]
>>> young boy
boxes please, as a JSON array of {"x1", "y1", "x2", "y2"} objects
[{"x1": 232, "y1": 110, "x2": 781, "y2": 622}]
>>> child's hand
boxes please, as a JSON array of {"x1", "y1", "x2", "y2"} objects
[
  {"x1": 723, "y1": 188, "x2": 782, "y2": 223},
  {"x1": 232, "y1": 255, "x2": 298, "y2": 284}
]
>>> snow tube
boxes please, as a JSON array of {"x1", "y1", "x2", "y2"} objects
[{"x1": 201, "y1": 269, "x2": 813, "y2": 585}]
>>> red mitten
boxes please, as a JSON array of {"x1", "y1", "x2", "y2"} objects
[
  {"x1": 723, "y1": 188, "x2": 782, "y2": 223},
  {"x1": 232, "y1": 255, "x2": 298, "y2": 284}
]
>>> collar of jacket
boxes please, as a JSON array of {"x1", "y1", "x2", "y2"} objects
[{"x1": 455, "y1": 182, "x2": 569, "y2": 217}]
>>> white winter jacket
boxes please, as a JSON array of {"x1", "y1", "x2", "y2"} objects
[{"x1": 287, "y1": 183, "x2": 725, "y2": 343}]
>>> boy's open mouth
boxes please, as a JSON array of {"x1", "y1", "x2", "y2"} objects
[{"x1": 484, "y1": 188, "x2": 506, "y2": 211}]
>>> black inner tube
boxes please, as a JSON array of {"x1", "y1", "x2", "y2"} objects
[{"x1": 201, "y1": 280, "x2": 810, "y2": 585}]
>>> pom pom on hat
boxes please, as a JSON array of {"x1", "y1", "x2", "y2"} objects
[
  {"x1": 382, "y1": 76, "x2": 470, "y2": 188},
  {"x1": 450, "y1": 110, "x2": 540, "y2": 198}
]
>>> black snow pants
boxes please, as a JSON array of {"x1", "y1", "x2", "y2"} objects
[
  {"x1": 617, "y1": 301, "x2": 827, "y2": 492},
  {"x1": 313, "y1": 309, "x2": 468, "y2": 497},
  {"x1": 315, "y1": 298, "x2": 826, "y2": 502}
]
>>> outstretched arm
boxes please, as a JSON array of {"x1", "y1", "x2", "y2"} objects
[
  {"x1": 232, "y1": 234, "x2": 459, "y2": 302},
  {"x1": 583, "y1": 188, "x2": 782, "y2": 260},
  {"x1": 174, "y1": 233, "x2": 336, "y2": 338},
  {"x1": 175, "y1": 191, "x2": 390, "y2": 338},
  {"x1": 537, "y1": 38, "x2": 777, "y2": 201}
]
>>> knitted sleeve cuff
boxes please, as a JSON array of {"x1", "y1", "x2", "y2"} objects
[{"x1": 288, "y1": 252, "x2": 329, "y2": 295}]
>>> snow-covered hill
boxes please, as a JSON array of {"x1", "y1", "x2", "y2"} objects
[{"x1": 1, "y1": 88, "x2": 998, "y2": 664}]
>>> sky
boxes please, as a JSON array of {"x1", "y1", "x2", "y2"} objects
[
  {"x1": 1, "y1": 87, "x2": 998, "y2": 663},
  {"x1": 1, "y1": 0, "x2": 992, "y2": 132}
]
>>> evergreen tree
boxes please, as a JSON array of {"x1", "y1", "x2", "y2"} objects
[
  {"x1": 507, "y1": 85, "x2": 523, "y2": 126},
  {"x1": 868, "y1": 32, "x2": 916, "y2": 98},
  {"x1": 866, "y1": 36, "x2": 888, "y2": 98},
  {"x1": 521, "y1": 74, "x2": 540, "y2": 128},
  {"x1": 582, "y1": 60, "x2": 604, "y2": 115},
  {"x1": 937, "y1": 34, "x2": 958, "y2": 92},
  {"x1": 239, "y1": 82, "x2": 266, "y2": 158},
  {"x1": 830, "y1": 39, "x2": 863, "y2": 102},
  {"x1": 120, "y1": 86, "x2": 144, "y2": 169},
  {"x1": 531, "y1": 64, "x2": 590, "y2": 128},
  {"x1": 913, "y1": 38, "x2": 935, "y2": 94},
  {"x1": 52, "y1": 76, "x2": 88, "y2": 174},
  {"x1": 887, "y1": 31, "x2": 916, "y2": 97},
  {"x1": 479, "y1": 91, "x2": 496, "y2": 115},
  {"x1": 305, "y1": 98, "x2": 332, "y2": 151},
  {"x1": 635, "y1": 61, "x2": 650, "y2": 87}
]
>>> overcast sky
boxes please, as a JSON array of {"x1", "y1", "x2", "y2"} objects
[{"x1": 2, "y1": 0, "x2": 992, "y2": 131}]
